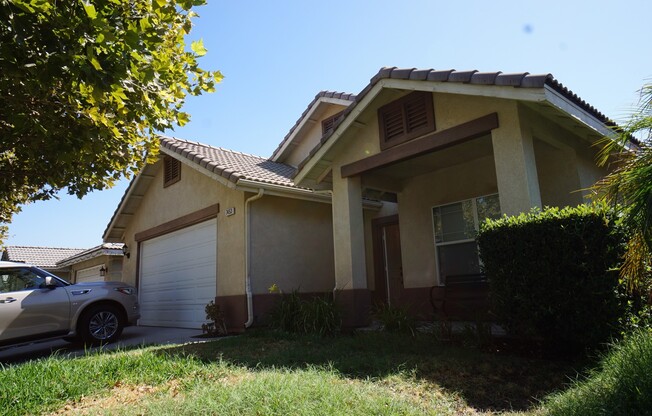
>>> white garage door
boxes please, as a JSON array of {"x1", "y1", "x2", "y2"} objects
[
  {"x1": 76, "y1": 265, "x2": 103, "y2": 283},
  {"x1": 139, "y1": 219, "x2": 217, "y2": 329}
]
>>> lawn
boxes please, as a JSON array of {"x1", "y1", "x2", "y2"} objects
[{"x1": 0, "y1": 330, "x2": 584, "y2": 415}]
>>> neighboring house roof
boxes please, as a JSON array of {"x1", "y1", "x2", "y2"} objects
[
  {"x1": 56, "y1": 243, "x2": 124, "y2": 268},
  {"x1": 160, "y1": 137, "x2": 297, "y2": 188},
  {"x1": 270, "y1": 91, "x2": 356, "y2": 161},
  {"x1": 294, "y1": 67, "x2": 619, "y2": 177},
  {"x1": 1, "y1": 246, "x2": 85, "y2": 269}
]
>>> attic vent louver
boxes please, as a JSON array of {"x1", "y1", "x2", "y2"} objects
[
  {"x1": 163, "y1": 156, "x2": 181, "y2": 187},
  {"x1": 378, "y1": 91, "x2": 435, "y2": 150}
]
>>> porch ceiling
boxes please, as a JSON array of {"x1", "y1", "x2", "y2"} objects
[{"x1": 366, "y1": 134, "x2": 494, "y2": 181}]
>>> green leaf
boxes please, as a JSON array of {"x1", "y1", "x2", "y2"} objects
[
  {"x1": 82, "y1": 2, "x2": 97, "y2": 19},
  {"x1": 190, "y1": 39, "x2": 208, "y2": 56}
]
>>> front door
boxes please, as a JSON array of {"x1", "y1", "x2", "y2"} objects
[{"x1": 372, "y1": 215, "x2": 403, "y2": 305}]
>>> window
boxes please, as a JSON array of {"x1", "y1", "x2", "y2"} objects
[
  {"x1": 321, "y1": 111, "x2": 344, "y2": 135},
  {"x1": 377, "y1": 91, "x2": 435, "y2": 150},
  {"x1": 163, "y1": 156, "x2": 181, "y2": 187},
  {"x1": 0, "y1": 268, "x2": 46, "y2": 293},
  {"x1": 432, "y1": 194, "x2": 500, "y2": 284}
]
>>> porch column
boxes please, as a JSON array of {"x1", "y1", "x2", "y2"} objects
[
  {"x1": 491, "y1": 105, "x2": 542, "y2": 216},
  {"x1": 332, "y1": 168, "x2": 371, "y2": 328}
]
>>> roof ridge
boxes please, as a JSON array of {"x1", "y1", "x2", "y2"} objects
[{"x1": 6, "y1": 245, "x2": 86, "y2": 250}]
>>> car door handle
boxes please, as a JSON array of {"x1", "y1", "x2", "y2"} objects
[{"x1": 0, "y1": 297, "x2": 17, "y2": 304}]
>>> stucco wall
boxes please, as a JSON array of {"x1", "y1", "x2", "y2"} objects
[
  {"x1": 119, "y1": 160, "x2": 246, "y2": 298},
  {"x1": 249, "y1": 195, "x2": 335, "y2": 294},
  {"x1": 69, "y1": 255, "x2": 123, "y2": 283},
  {"x1": 284, "y1": 105, "x2": 349, "y2": 168},
  {"x1": 398, "y1": 155, "x2": 498, "y2": 288}
]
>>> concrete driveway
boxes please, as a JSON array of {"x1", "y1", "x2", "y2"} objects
[{"x1": 0, "y1": 326, "x2": 207, "y2": 365}]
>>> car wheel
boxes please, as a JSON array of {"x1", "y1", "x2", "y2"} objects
[{"x1": 79, "y1": 304, "x2": 124, "y2": 346}]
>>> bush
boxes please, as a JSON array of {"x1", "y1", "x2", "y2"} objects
[
  {"x1": 477, "y1": 205, "x2": 628, "y2": 356},
  {"x1": 269, "y1": 290, "x2": 341, "y2": 336},
  {"x1": 202, "y1": 300, "x2": 228, "y2": 336},
  {"x1": 544, "y1": 329, "x2": 652, "y2": 415},
  {"x1": 373, "y1": 303, "x2": 416, "y2": 335}
]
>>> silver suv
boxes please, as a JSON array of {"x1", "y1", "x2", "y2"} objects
[{"x1": 0, "y1": 261, "x2": 139, "y2": 348}]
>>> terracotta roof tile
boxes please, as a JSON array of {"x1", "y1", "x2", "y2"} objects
[
  {"x1": 161, "y1": 137, "x2": 297, "y2": 188},
  {"x1": 2, "y1": 246, "x2": 86, "y2": 269}
]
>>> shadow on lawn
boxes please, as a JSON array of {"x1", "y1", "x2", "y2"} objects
[{"x1": 157, "y1": 330, "x2": 582, "y2": 413}]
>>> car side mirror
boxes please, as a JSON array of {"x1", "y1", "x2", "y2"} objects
[{"x1": 44, "y1": 276, "x2": 57, "y2": 290}]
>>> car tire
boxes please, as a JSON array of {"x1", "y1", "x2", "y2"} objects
[{"x1": 78, "y1": 304, "x2": 124, "y2": 346}]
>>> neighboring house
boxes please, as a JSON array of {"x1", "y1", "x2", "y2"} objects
[
  {"x1": 55, "y1": 243, "x2": 124, "y2": 283},
  {"x1": 104, "y1": 67, "x2": 618, "y2": 331},
  {"x1": 1, "y1": 246, "x2": 85, "y2": 280}
]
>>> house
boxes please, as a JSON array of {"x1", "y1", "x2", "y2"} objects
[
  {"x1": 1, "y1": 246, "x2": 85, "y2": 280},
  {"x1": 55, "y1": 243, "x2": 124, "y2": 283},
  {"x1": 103, "y1": 67, "x2": 616, "y2": 331},
  {"x1": 2, "y1": 244, "x2": 124, "y2": 283}
]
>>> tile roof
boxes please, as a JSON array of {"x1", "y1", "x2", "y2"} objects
[
  {"x1": 56, "y1": 243, "x2": 124, "y2": 268},
  {"x1": 270, "y1": 90, "x2": 356, "y2": 161},
  {"x1": 161, "y1": 137, "x2": 297, "y2": 188},
  {"x1": 2, "y1": 246, "x2": 86, "y2": 269},
  {"x1": 295, "y1": 67, "x2": 618, "y2": 174}
]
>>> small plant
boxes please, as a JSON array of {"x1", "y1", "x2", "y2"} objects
[
  {"x1": 373, "y1": 303, "x2": 416, "y2": 336},
  {"x1": 202, "y1": 300, "x2": 228, "y2": 337},
  {"x1": 268, "y1": 285, "x2": 341, "y2": 336}
]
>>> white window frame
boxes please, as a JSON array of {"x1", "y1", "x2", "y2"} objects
[{"x1": 431, "y1": 193, "x2": 500, "y2": 285}]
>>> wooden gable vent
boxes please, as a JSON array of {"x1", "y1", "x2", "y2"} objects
[
  {"x1": 321, "y1": 110, "x2": 344, "y2": 135},
  {"x1": 163, "y1": 156, "x2": 181, "y2": 187},
  {"x1": 377, "y1": 91, "x2": 435, "y2": 150}
]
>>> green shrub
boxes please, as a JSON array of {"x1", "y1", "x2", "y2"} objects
[
  {"x1": 477, "y1": 204, "x2": 628, "y2": 356},
  {"x1": 269, "y1": 290, "x2": 341, "y2": 336},
  {"x1": 202, "y1": 300, "x2": 228, "y2": 336},
  {"x1": 544, "y1": 329, "x2": 652, "y2": 415},
  {"x1": 373, "y1": 303, "x2": 416, "y2": 335}
]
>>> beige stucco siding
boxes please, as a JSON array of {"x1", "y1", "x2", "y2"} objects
[
  {"x1": 70, "y1": 256, "x2": 123, "y2": 283},
  {"x1": 284, "y1": 105, "x2": 350, "y2": 168},
  {"x1": 249, "y1": 195, "x2": 335, "y2": 294},
  {"x1": 398, "y1": 155, "x2": 498, "y2": 288},
  {"x1": 120, "y1": 161, "x2": 246, "y2": 299}
]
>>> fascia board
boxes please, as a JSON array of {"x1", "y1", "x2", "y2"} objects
[
  {"x1": 381, "y1": 78, "x2": 548, "y2": 102},
  {"x1": 102, "y1": 164, "x2": 156, "y2": 242},
  {"x1": 543, "y1": 85, "x2": 614, "y2": 138}
]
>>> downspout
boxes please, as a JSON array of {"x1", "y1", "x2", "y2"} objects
[
  {"x1": 244, "y1": 188, "x2": 265, "y2": 328},
  {"x1": 315, "y1": 189, "x2": 339, "y2": 298}
]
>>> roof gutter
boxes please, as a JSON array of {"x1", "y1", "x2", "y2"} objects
[{"x1": 244, "y1": 188, "x2": 265, "y2": 329}]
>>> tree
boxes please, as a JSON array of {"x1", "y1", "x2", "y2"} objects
[
  {"x1": 596, "y1": 83, "x2": 652, "y2": 294},
  {"x1": 0, "y1": 0, "x2": 221, "y2": 241}
]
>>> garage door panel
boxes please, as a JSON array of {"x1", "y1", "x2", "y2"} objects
[{"x1": 139, "y1": 219, "x2": 217, "y2": 329}]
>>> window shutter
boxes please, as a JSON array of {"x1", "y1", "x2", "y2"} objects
[
  {"x1": 378, "y1": 91, "x2": 435, "y2": 150},
  {"x1": 163, "y1": 156, "x2": 181, "y2": 187}
]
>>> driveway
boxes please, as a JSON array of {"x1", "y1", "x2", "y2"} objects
[{"x1": 0, "y1": 326, "x2": 207, "y2": 365}]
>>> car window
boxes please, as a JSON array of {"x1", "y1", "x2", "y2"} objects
[{"x1": 0, "y1": 268, "x2": 47, "y2": 293}]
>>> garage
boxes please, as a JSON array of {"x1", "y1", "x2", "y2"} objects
[
  {"x1": 138, "y1": 219, "x2": 217, "y2": 328},
  {"x1": 75, "y1": 265, "x2": 104, "y2": 283}
]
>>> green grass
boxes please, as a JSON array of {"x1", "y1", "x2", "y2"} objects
[
  {"x1": 0, "y1": 330, "x2": 583, "y2": 415},
  {"x1": 544, "y1": 329, "x2": 652, "y2": 415}
]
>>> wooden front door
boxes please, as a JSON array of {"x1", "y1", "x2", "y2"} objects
[{"x1": 372, "y1": 215, "x2": 403, "y2": 305}]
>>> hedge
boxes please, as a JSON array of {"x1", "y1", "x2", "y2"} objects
[{"x1": 477, "y1": 205, "x2": 626, "y2": 356}]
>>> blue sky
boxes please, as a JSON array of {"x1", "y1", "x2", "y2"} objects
[{"x1": 6, "y1": 0, "x2": 652, "y2": 249}]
